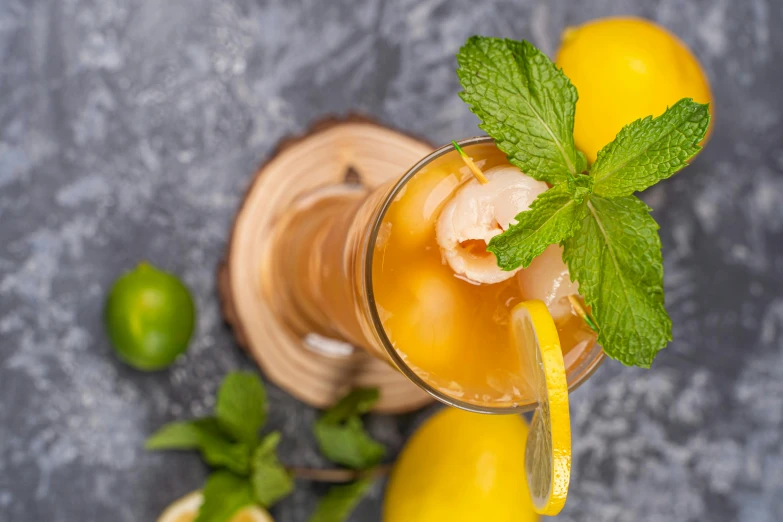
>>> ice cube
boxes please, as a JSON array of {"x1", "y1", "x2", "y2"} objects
[
  {"x1": 389, "y1": 168, "x2": 462, "y2": 250},
  {"x1": 384, "y1": 265, "x2": 464, "y2": 374}
]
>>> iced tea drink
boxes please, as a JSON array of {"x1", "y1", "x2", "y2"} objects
[
  {"x1": 371, "y1": 141, "x2": 598, "y2": 408},
  {"x1": 264, "y1": 137, "x2": 602, "y2": 411}
]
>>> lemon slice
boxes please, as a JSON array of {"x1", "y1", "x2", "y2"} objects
[
  {"x1": 157, "y1": 491, "x2": 273, "y2": 522},
  {"x1": 511, "y1": 300, "x2": 572, "y2": 516}
]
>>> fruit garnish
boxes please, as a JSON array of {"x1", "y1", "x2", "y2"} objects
[
  {"x1": 456, "y1": 36, "x2": 710, "y2": 367},
  {"x1": 104, "y1": 262, "x2": 196, "y2": 370},
  {"x1": 435, "y1": 165, "x2": 548, "y2": 285},
  {"x1": 556, "y1": 17, "x2": 713, "y2": 162},
  {"x1": 511, "y1": 300, "x2": 571, "y2": 515}
]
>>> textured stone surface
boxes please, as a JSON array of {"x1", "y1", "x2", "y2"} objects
[{"x1": 1, "y1": 0, "x2": 782, "y2": 520}]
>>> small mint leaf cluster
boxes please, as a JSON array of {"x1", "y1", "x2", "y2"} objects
[
  {"x1": 147, "y1": 372, "x2": 382, "y2": 522},
  {"x1": 146, "y1": 372, "x2": 292, "y2": 521},
  {"x1": 310, "y1": 388, "x2": 386, "y2": 522},
  {"x1": 457, "y1": 36, "x2": 710, "y2": 367}
]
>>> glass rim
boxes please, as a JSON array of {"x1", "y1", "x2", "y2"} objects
[{"x1": 363, "y1": 136, "x2": 605, "y2": 414}]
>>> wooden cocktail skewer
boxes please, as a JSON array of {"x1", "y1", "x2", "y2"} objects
[
  {"x1": 452, "y1": 140, "x2": 488, "y2": 184},
  {"x1": 568, "y1": 294, "x2": 599, "y2": 333}
]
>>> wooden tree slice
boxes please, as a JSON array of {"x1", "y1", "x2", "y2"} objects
[{"x1": 219, "y1": 115, "x2": 435, "y2": 413}]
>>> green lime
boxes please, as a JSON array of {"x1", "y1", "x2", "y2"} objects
[{"x1": 104, "y1": 262, "x2": 196, "y2": 371}]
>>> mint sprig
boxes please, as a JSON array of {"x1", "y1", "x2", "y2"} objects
[
  {"x1": 309, "y1": 388, "x2": 386, "y2": 522},
  {"x1": 313, "y1": 388, "x2": 386, "y2": 470},
  {"x1": 458, "y1": 36, "x2": 710, "y2": 367},
  {"x1": 148, "y1": 374, "x2": 385, "y2": 522},
  {"x1": 147, "y1": 372, "x2": 292, "y2": 521}
]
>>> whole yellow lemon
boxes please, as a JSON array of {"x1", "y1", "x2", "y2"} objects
[
  {"x1": 556, "y1": 17, "x2": 713, "y2": 163},
  {"x1": 383, "y1": 407, "x2": 538, "y2": 522}
]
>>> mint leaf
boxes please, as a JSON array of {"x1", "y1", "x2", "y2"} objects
[
  {"x1": 562, "y1": 195, "x2": 672, "y2": 367},
  {"x1": 200, "y1": 438, "x2": 252, "y2": 476},
  {"x1": 591, "y1": 99, "x2": 710, "y2": 197},
  {"x1": 457, "y1": 36, "x2": 581, "y2": 184},
  {"x1": 216, "y1": 372, "x2": 267, "y2": 445},
  {"x1": 314, "y1": 389, "x2": 385, "y2": 470},
  {"x1": 147, "y1": 417, "x2": 251, "y2": 475},
  {"x1": 487, "y1": 183, "x2": 588, "y2": 271},
  {"x1": 576, "y1": 149, "x2": 588, "y2": 173},
  {"x1": 315, "y1": 419, "x2": 385, "y2": 470},
  {"x1": 146, "y1": 420, "x2": 205, "y2": 450},
  {"x1": 320, "y1": 388, "x2": 379, "y2": 424},
  {"x1": 251, "y1": 432, "x2": 294, "y2": 508},
  {"x1": 196, "y1": 471, "x2": 254, "y2": 522},
  {"x1": 308, "y1": 479, "x2": 374, "y2": 522}
]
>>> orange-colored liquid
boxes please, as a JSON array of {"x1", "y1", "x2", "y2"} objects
[{"x1": 372, "y1": 144, "x2": 596, "y2": 407}]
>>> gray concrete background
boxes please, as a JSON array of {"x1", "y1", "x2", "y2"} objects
[{"x1": 1, "y1": 0, "x2": 782, "y2": 520}]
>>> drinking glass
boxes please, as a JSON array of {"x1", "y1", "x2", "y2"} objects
[{"x1": 260, "y1": 135, "x2": 604, "y2": 413}]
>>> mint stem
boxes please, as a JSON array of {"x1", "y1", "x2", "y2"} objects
[{"x1": 287, "y1": 464, "x2": 391, "y2": 483}]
